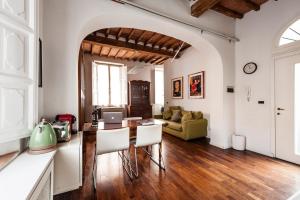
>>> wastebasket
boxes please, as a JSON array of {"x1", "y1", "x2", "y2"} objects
[{"x1": 232, "y1": 134, "x2": 246, "y2": 151}]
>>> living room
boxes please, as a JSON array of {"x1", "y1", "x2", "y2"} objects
[{"x1": 1, "y1": 0, "x2": 300, "y2": 200}]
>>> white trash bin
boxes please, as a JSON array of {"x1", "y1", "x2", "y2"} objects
[{"x1": 232, "y1": 134, "x2": 246, "y2": 151}]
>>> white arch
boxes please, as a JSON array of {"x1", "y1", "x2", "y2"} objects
[
  {"x1": 77, "y1": 13, "x2": 224, "y2": 138},
  {"x1": 43, "y1": 1, "x2": 230, "y2": 147}
]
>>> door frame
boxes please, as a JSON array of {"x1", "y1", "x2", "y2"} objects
[{"x1": 271, "y1": 47, "x2": 300, "y2": 158}]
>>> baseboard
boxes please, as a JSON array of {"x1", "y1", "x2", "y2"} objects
[{"x1": 209, "y1": 141, "x2": 231, "y2": 149}]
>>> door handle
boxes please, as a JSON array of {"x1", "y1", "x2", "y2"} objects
[{"x1": 277, "y1": 108, "x2": 285, "y2": 111}]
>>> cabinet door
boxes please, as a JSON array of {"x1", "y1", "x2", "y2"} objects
[
  {"x1": 54, "y1": 146, "x2": 82, "y2": 195},
  {"x1": 30, "y1": 160, "x2": 54, "y2": 200}
]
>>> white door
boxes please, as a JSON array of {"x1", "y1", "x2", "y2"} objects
[
  {"x1": 0, "y1": 0, "x2": 37, "y2": 143},
  {"x1": 275, "y1": 53, "x2": 300, "y2": 164}
]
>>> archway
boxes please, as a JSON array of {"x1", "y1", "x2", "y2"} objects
[{"x1": 75, "y1": 12, "x2": 224, "y2": 145}]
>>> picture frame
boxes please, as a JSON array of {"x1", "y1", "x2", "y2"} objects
[
  {"x1": 188, "y1": 71, "x2": 205, "y2": 99},
  {"x1": 38, "y1": 38, "x2": 42, "y2": 88},
  {"x1": 171, "y1": 76, "x2": 183, "y2": 99}
]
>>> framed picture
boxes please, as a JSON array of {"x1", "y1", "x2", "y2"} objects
[
  {"x1": 38, "y1": 38, "x2": 42, "y2": 88},
  {"x1": 188, "y1": 71, "x2": 205, "y2": 98},
  {"x1": 171, "y1": 77, "x2": 183, "y2": 99}
]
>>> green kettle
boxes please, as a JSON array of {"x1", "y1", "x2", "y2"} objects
[{"x1": 29, "y1": 119, "x2": 57, "y2": 154}]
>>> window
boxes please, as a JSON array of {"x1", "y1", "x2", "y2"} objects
[
  {"x1": 92, "y1": 62, "x2": 127, "y2": 106},
  {"x1": 279, "y1": 19, "x2": 300, "y2": 46},
  {"x1": 155, "y1": 68, "x2": 164, "y2": 105}
]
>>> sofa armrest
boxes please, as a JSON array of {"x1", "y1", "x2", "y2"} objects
[{"x1": 182, "y1": 119, "x2": 208, "y2": 140}]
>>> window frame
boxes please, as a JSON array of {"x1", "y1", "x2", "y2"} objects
[
  {"x1": 278, "y1": 19, "x2": 300, "y2": 47},
  {"x1": 93, "y1": 61, "x2": 126, "y2": 107}
]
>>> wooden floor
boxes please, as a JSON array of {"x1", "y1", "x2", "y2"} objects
[{"x1": 55, "y1": 134, "x2": 300, "y2": 200}]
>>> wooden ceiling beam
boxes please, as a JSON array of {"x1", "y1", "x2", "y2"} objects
[
  {"x1": 105, "y1": 28, "x2": 110, "y2": 38},
  {"x1": 212, "y1": 4, "x2": 243, "y2": 19},
  {"x1": 159, "y1": 38, "x2": 174, "y2": 49},
  {"x1": 137, "y1": 31, "x2": 147, "y2": 43},
  {"x1": 157, "y1": 57, "x2": 169, "y2": 65},
  {"x1": 191, "y1": 0, "x2": 221, "y2": 17},
  {"x1": 152, "y1": 56, "x2": 166, "y2": 64},
  {"x1": 117, "y1": 28, "x2": 123, "y2": 40},
  {"x1": 138, "y1": 54, "x2": 149, "y2": 63},
  {"x1": 144, "y1": 33, "x2": 156, "y2": 46},
  {"x1": 145, "y1": 55, "x2": 157, "y2": 63},
  {"x1": 114, "y1": 48, "x2": 121, "y2": 59},
  {"x1": 98, "y1": 46, "x2": 102, "y2": 56},
  {"x1": 153, "y1": 35, "x2": 166, "y2": 48},
  {"x1": 127, "y1": 29, "x2": 135, "y2": 42},
  {"x1": 242, "y1": 0, "x2": 260, "y2": 11},
  {"x1": 84, "y1": 35, "x2": 177, "y2": 58}
]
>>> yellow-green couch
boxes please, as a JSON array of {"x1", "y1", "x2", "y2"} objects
[{"x1": 155, "y1": 106, "x2": 208, "y2": 141}]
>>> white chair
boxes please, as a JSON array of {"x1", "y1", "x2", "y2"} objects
[
  {"x1": 124, "y1": 117, "x2": 143, "y2": 120},
  {"x1": 131, "y1": 124, "x2": 165, "y2": 177},
  {"x1": 93, "y1": 127, "x2": 133, "y2": 189}
]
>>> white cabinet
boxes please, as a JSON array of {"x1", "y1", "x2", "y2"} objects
[
  {"x1": 54, "y1": 132, "x2": 83, "y2": 195},
  {"x1": 0, "y1": 151, "x2": 56, "y2": 200},
  {"x1": 30, "y1": 160, "x2": 54, "y2": 200},
  {"x1": 0, "y1": 133, "x2": 83, "y2": 199}
]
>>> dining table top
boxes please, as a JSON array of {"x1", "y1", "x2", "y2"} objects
[{"x1": 83, "y1": 119, "x2": 164, "y2": 134}]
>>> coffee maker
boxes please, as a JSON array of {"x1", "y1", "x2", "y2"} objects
[{"x1": 92, "y1": 106, "x2": 99, "y2": 126}]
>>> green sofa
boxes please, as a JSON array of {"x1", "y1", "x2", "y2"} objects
[{"x1": 155, "y1": 106, "x2": 208, "y2": 141}]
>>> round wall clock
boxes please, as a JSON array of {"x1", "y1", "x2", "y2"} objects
[{"x1": 243, "y1": 62, "x2": 257, "y2": 74}]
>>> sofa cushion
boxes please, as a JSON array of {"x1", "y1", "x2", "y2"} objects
[
  {"x1": 181, "y1": 110, "x2": 190, "y2": 116},
  {"x1": 181, "y1": 112, "x2": 193, "y2": 122},
  {"x1": 166, "y1": 121, "x2": 182, "y2": 131},
  {"x1": 162, "y1": 110, "x2": 172, "y2": 120},
  {"x1": 171, "y1": 110, "x2": 181, "y2": 122},
  {"x1": 169, "y1": 106, "x2": 181, "y2": 112},
  {"x1": 192, "y1": 111, "x2": 203, "y2": 120}
]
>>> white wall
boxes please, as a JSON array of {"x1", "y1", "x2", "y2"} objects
[
  {"x1": 235, "y1": 0, "x2": 300, "y2": 156},
  {"x1": 42, "y1": 0, "x2": 235, "y2": 148},
  {"x1": 164, "y1": 47, "x2": 224, "y2": 139}
]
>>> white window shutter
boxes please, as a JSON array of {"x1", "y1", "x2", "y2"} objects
[{"x1": 0, "y1": 0, "x2": 37, "y2": 143}]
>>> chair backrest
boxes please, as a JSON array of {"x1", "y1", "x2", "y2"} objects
[
  {"x1": 135, "y1": 124, "x2": 162, "y2": 147},
  {"x1": 124, "y1": 117, "x2": 142, "y2": 120},
  {"x1": 96, "y1": 127, "x2": 130, "y2": 155}
]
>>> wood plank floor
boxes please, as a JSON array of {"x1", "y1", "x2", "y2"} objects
[{"x1": 55, "y1": 133, "x2": 300, "y2": 200}]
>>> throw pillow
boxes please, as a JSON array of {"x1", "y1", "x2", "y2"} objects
[
  {"x1": 171, "y1": 110, "x2": 181, "y2": 122},
  {"x1": 169, "y1": 106, "x2": 181, "y2": 112},
  {"x1": 181, "y1": 110, "x2": 190, "y2": 116},
  {"x1": 163, "y1": 110, "x2": 172, "y2": 120},
  {"x1": 192, "y1": 111, "x2": 203, "y2": 120},
  {"x1": 181, "y1": 112, "x2": 193, "y2": 122}
]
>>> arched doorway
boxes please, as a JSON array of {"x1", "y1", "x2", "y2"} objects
[{"x1": 76, "y1": 16, "x2": 225, "y2": 148}]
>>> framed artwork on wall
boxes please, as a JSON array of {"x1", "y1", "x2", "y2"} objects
[
  {"x1": 188, "y1": 71, "x2": 205, "y2": 99},
  {"x1": 38, "y1": 38, "x2": 42, "y2": 88},
  {"x1": 171, "y1": 77, "x2": 183, "y2": 99}
]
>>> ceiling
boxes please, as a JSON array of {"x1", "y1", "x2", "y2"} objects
[
  {"x1": 81, "y1": 28, "x2": 191, "y2": 65},
  {"x1": 191, "y1": 0, "x2": 269, "y2": 19}
]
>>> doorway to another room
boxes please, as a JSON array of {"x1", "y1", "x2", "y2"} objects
[{"x1": 78, "y1": 27, "x2": 191, "y2": 129}]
